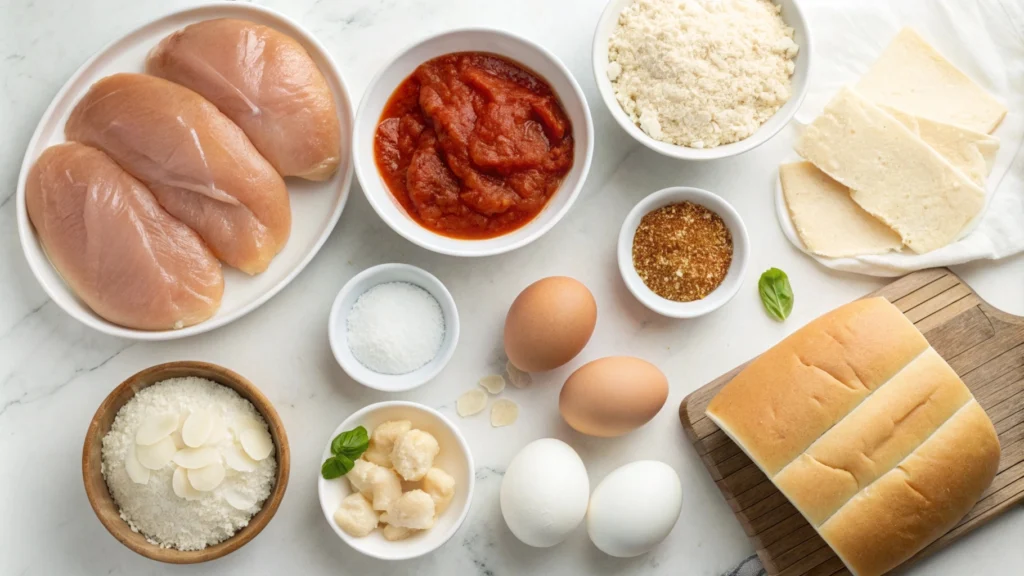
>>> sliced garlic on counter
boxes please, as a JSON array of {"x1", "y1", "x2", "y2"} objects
[
  {"x1": 136, "y1": 436, "x2": 177, "y2": 470},
  {"x1": 222, "y1": 444, "x2": 259, "y2": 473},
  {"x1": 172, "y1": 466, "x2": 203, "y2": 500},
  {"x1": 172, "y1": 447, "x2": 220, "y2": 469},
  {"x1": 181, "y1": 411, "x2": 214, "y2": 448},
  {"x1": 490, "y1": 398, "x2": 519, "y2": 427},
  {"x1": 479, "y1": 374, "x2": 506, "y2": 394},
  {"x1": 224, "y1": 488, "x2": 256, "y2": 511},
  {"x1": 203, "y1": 412, "x2": 227, "y2": 446},
  {"x1": 382, "y1": 524, "x2": 415, "y2": 541},
  {"x1": 240, "y1": 427, "x2": 273, "y2": 461},
  {"x1": 506, "y1": 361, "x2": 533, "y2": 389},
  {"x1": 456, "y1": 389, "x2": 488, "y2": 417},
  {"x1": 135, "y1": 413, "x2": 179, "y2": 446},
  {"x1": 125, "y1": 444, "x2": 150, "y2": 485},
  {"x1": 188, "y1": 461, "x2": 226, "y2": 491}
]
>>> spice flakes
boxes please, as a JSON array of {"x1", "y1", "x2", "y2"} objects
[{"x1": 632, "y1": 202, "x2": 733, "y2": 302}]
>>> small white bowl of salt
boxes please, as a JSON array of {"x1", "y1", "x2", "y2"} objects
[{"x1": 329, "y1": 263, "x2": 459, "y2": 392}]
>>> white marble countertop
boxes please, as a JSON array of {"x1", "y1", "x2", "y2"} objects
[{"x1": 1, "y1": 0, "x2": 1022, "y2": 574}]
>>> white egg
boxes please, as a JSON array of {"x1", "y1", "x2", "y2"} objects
[
  {"x1": 586, "y1": 460, "x2": 682, "y2": 557},
  {"x1": 500, "y1": 438, "x2": 589, "y2": 548}
]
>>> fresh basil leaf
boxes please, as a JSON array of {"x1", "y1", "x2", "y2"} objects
[
  {"x1": 321, "y1": 454, "x2": 354, "y2": 480},
  {"x1": 331, "y1": 426, "x2": 369, "y2": 459},
  {"x1": 759, "y1": 268, "x2": 794, "y2": 321}
]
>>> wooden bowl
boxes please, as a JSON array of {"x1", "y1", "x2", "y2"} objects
[{"x1": 82, "y1": 361, "x2": 290, "y2": 563}]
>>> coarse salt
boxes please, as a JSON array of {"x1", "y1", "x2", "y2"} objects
[
  {"x1": 101, "y1": 377, "x2": 276, "y2": 551},
  {"x1": 346, "y1": 281, "x2": 445, "y2": 375}
]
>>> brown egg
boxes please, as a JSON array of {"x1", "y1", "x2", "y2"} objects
[
  {"x1": 559, "y1": 357, "x2": 668, "y2": 437},
  {"x1": 504, "y1": 277, "x2": 597, "y2": 372}
]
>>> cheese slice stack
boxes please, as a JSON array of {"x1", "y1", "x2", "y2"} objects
[
  {"x1": 780, "y1": 162, "x2": 903, "y2": 258},
  {"x1": 796, "y1": 88, "x2": 987, "y2": 254},
  {"x1": 707, "y1": 298, "x2": 1000, "y2": 576},
  {"x1": 784, "y1": 27, "x2": 1006, "y2": 257},
  {"x1": 857, "y1": 28, "x2": 1007, "y2": 134}
]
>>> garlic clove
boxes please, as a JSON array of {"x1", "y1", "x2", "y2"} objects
[
  {"x1": 382, "y1": 523, "x2": 415, "y2": 541},
  {"x1": 456, "y1": 389, "x2": 487, "y2": 417},
  {"x1": 188, "y1": 461, "x2": 226, "y2": 491},
  {"x1": 125, "y1": 444, "x2": 150, "y2": 485},
  {"x1": 172, "y1": 447, "x2": 220, "y2": 469},
  {"x1": 422, "y1": 467, "x2": 456, "y2": 515},
  {"x1": 136, "y1": 436, "x2": 177, "y2": 470},
  {"x1": 224, "y1": 488, "x2": 256, "y2": 511},
  {"x1": 479, "y1": 374, "x2": 506, "y2": 394},
  {"x1": 181, "y1": 411, "x2": 214, "y2": 448},
  {"x1": 135, "y1": 413, "x2": 179, "y2": 446},
  {"x1": 222, "y1": 444, "x2": 259, "y2": 472},
  {"x1": 381, "y1": 489, "x2": 435, "y2": 530},
  {"x1": 490, "y1": 398, "x2": 519, "y2": 427},
  {"x1": 172, "y1": 466, "x2": 203, "y2": 500}
]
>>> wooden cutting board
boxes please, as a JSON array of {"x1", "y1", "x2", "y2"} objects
[{"x1": 679, "y1": 268, "x2": 1024, "y2": 576}]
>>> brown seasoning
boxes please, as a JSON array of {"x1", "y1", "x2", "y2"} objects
[{"x1": 632, "y1": 202, "x2": 733, "y2": 302}]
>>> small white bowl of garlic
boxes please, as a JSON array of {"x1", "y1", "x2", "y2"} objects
[{"x1": 316, "y1": 401, "x2": 474, "y2": 560}]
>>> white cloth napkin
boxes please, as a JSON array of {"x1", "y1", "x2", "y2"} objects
[{"x1": 777, "y1": 0, "x2": 1024, "y2": 277}]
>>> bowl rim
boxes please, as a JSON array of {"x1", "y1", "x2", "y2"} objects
[
  {"x1": 591, "y1": 0, "x2": 813, "y2": 160},
  {"x1": 617, "y1": 186, "x2": 750, "y2": 318},
  {"x1": 15, "y1": 1, "x2": 356, "y2": 341},
  {"x1": 315, "y1": 400, "x2": 476, "y2": 560},
  {"x1": 352, "y1": 26, "x2": 595, "y2": 257},
  {"x1": 81, "y1": 360, "x2": 290, "y2": 564},
  {"x1": 328, "y1": 263, "x2": 460, "y2": 392}
]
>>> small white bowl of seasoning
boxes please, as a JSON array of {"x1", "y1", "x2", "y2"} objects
[
  {"x1": 618, "y1": 187, "x2": 749, "y2": 319},
  {"x1": 329, "y1": 263, "x2": 459, "y2": 391}
]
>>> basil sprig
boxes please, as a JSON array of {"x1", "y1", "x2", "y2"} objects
[
  {"x1": 321, "y1": 426, "x2": 369, "y2": 479},
  {"x1": 758, "y1": 268, "x2": 794, "y2": 322}
]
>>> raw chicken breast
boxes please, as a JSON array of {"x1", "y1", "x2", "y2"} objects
[
  {"x1": 65, "y1": 73, "x2": 290, "y2": 275},
  {"x1": 26, "y1": 143, "x2": 223, "y2": 330},
  {"x1": 147, "y1": 18, "x2": 342, "y2": 181}
]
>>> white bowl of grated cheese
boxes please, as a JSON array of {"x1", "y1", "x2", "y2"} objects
[
  {"x1": 593, "y1": 0, "x2": 812, "y2": 160},
  {"x1": 329, "y1": 263, "x2": 460, "y2": 392}
]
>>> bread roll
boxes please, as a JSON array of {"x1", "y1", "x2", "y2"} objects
[{"x1": 706, "y1": 297, "x2": 999, "y2": 576}]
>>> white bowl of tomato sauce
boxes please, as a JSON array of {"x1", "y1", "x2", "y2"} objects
[{"x1": 353, "y1": 28, "x2": 594, "y2": 257}]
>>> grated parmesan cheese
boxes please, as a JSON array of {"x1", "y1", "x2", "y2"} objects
[
  {"x1": 608, "y1": 0, "x2": 798, "y2": 148},
  {"x1": 101, "y1": 377, "x2": 276, "y2": 551}
]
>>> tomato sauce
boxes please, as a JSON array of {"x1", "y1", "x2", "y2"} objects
[{"x1": 374, "y1": 52, "x2": 574, "y2": 239}]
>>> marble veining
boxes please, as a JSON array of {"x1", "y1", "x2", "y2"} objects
[{"x1": 0, "y1": 0, "x2": 1022, "y2": 575}]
